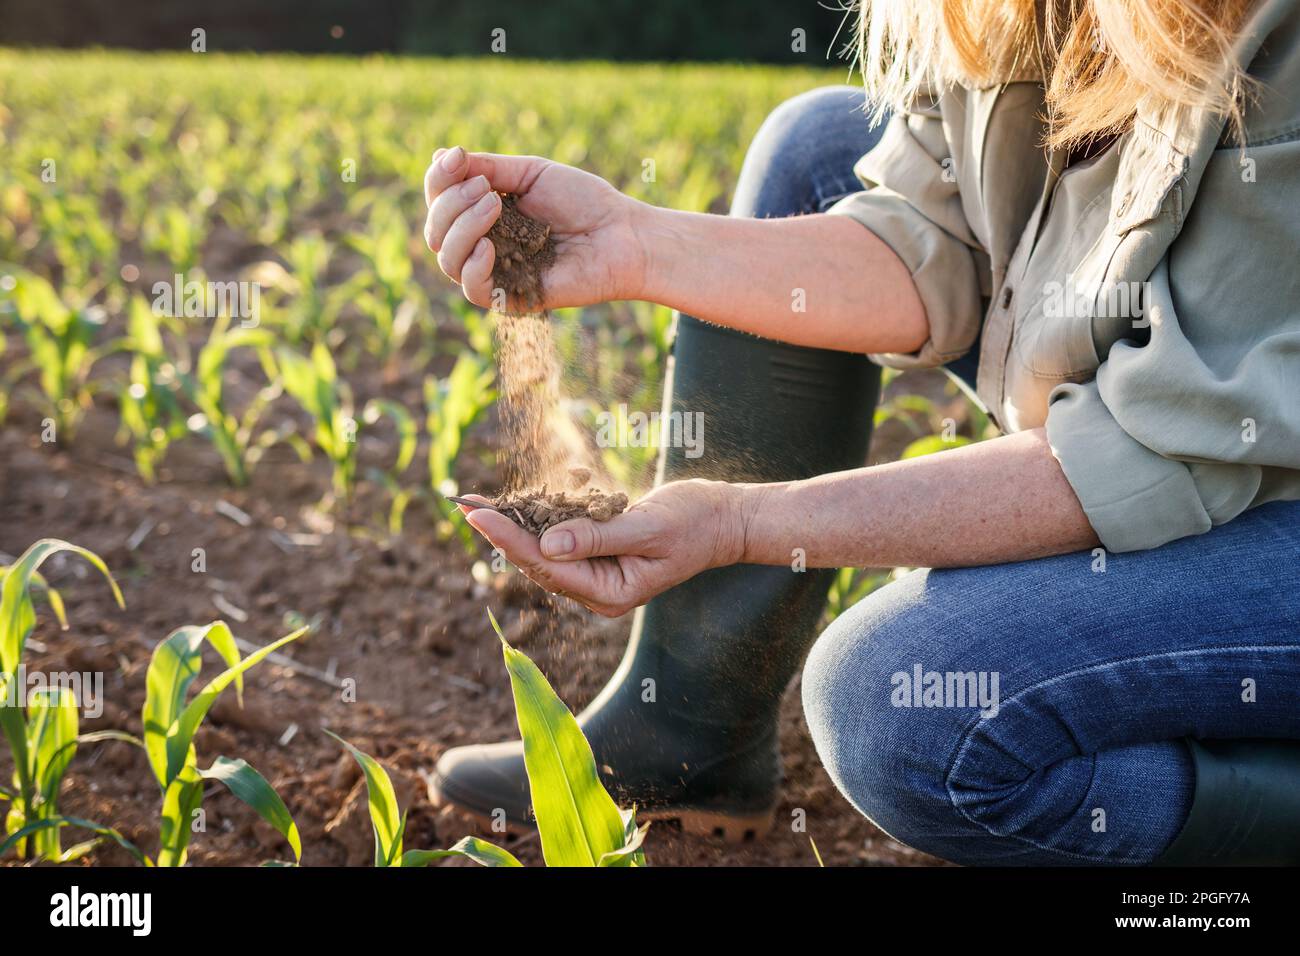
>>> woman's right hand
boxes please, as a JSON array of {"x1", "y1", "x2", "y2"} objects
[{"x1": 422, "y1": 146, "x2": 649, "y2": 311}]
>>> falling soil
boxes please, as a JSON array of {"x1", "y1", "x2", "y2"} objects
[
  {"x1": 487, "y1": 196, "x2": 606, "y2": 512},
  {"x1": 490, "y1": 487, "x2": 630, "y2": 537}
]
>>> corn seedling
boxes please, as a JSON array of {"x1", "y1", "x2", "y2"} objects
[
  {"x1": 141, "y1": 203, "x2": 205, "y2": 283},
  {"x1": 331, "y1": 608, "x2": 647, "y2": 868},
  {"x1": 38, "y1": 191, "x2": 119, "y2": 303},
  {"x1": 260, "y1": 232, "x2": 349, "y2": 345},
  {"x1": 139, "y1": 620, "x2": 306, "y2": 866},
  {"x1": 0, "y1": 266, "x2": 111, "y2": 438},
  {"x1": 117, "y1": 295, "x2": 190, "y2": 482},
  {"x1": 185, "y1": 314, "x2": 302, "y2": 486},
  {"x1": 0, "y1": 539, "x2": 125, "y2": 861},
  {"x1": 278, "y1": 343, "x2": 413, "y2": 506},
  {"x1": 361, "y1": 398, "x2": 418, "y2": 534},
  {"x1": 346, "y1": 204, "x2": 427, "y2": 361},
  {"x1": 424, "y1": 353, "x2": 496, "y2": 552}
]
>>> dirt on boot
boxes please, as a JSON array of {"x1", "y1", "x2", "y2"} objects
[
  {"x1": 489, "y1": 487, "x2": 630, "y2": 537},
  {"x1": 488, "y1": 194, "x2": 555, "y2": 313}
]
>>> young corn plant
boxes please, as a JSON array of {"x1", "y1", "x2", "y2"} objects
[
  {"x1": 138, "y1": 620, "x2": 306, "y2": 866},
  {"x1": 332, "y1": 609, "x2": 647, "y2": 868},
  {"x1": 3, "y1": 619, "x2": 308, "y2": 866},
  {"x1": 361, "y1": 398, "x2": 418, "y2": 535},
  {"x1": 0, "y1": 265, "x2": 110, "y2": 439},
  {"x1": 118, "y1": 295, "x2": 189, "y2": 482},
  {"x1": 259, "y1": 232, "x2": 349, "y2": 345},
  {"x1": 185, "y1": 314, "x2": 301, "y2": 486},
  {"x1": 140, "y1": 203, "x2": 205, "y2": 284},
  {"x1": 424, "y1": 353, "x2": 496, "y2": 553},
  {"x1": 346, "y1": 204, "x2": 427, "y2": 361},
  {"x1": 276, "y1": 341, "x2": 358, "y2": 501},
  {"x1": 0, "y1": 539, "x2": 126, "y2": 862}
]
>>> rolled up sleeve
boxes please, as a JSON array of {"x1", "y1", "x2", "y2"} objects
[
  {"x1": 828, "y1": 97, "x2": 987, "y2": 369},
  {"x1": 1046, "y1": 258, "x2": 1297, "y2": 553}
]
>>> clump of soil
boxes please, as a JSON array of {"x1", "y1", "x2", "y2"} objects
[
  {"x1": 488, "y1": 194, "x2": 555, "y2": 313},
  {"x1": 490, "y1": 487, "x2": 630, "y2": 537}
]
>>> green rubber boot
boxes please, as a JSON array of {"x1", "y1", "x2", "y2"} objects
[
  {"x1": 1155, "y1": 739, "x2": 1300, "y2": 866},
  {"x1": 430, "y1": 316, "x2": 879, "y2": 841}
]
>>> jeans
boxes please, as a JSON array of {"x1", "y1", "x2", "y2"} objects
[{"x1": 744, "y1": 86, "x2": 1300, "y2": 865}]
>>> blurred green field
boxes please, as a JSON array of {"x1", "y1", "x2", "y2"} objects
[
  {"x1": 0, "y1": 51, "x2": 856, "y2": 501},
  {"x1": 0, "y1": 48, "x2": 978, "y2": 592}
]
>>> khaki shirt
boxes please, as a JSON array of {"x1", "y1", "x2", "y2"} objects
[{"x1": 831, "y1": 0, "x2": 1300, "y2": 552}]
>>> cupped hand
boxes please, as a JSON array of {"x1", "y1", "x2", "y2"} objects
[
  {"x1": 422, "y1": 146, "x2": 648, "y2": 312},
  {"x1": 454, "y1": 480, "x2": 749, "y2": 617}
]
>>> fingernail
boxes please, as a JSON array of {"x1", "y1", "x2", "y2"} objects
[
  {"x1": 472, "y1": 237, "x2": 491, "y2": 260},
  {"x1": 463, "y1": 175, "x2": 489, "y2": 198},
  {"x1": 440, "y1": 146, "x2": 465, "y2": 171},
  {"x1": 541, "y1": 530, "x2": 575, "y2": 558},
  {"x1": 475, "y1": 191, "x2": 499, "y2": 214}
]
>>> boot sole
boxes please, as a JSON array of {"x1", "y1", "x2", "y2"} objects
[{"x1": 429, "y1": 778, "x2": 775, "y2": 845}]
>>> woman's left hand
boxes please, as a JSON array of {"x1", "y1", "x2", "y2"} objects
[{"x1": 455, "y1": 479, "x2": 750, "y2": 617}]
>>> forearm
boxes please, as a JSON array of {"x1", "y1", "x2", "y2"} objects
[
  {"x1": 634, "y1": 203, "x2": 927, "y2": 354},
  {"x1": 734, "y1": 428, "x2": 1100, "y2": 569}
]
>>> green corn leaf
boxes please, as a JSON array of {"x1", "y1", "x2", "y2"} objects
[
  {"x1": 163, "y1": 626, "x2": 307, "y2": 783},
  {"x1": 489, "y1": 608, "x2": 626, "y2": 867},
  {"x1": 401, "y1": 836, "x2": 523, "y2": 868},
  {"x1": 0, "y1": 814, "x2": 149, "y2": 866},
  {"x1": 363, "y1": 398, "x2": 417, "y2": 474},
  {"x1": 324, "y1": 730, "x2": 404, "y2": 867},
  {"x1": 199, "y1": 756, "x2": 301, "y2": 863},
  {"x1": 0, "y1": 686, "x2": 32, "y2": 852},
  {"x1": 142, "y1": 622, "x2": 240, "y2": 788},
  {"x1": 28, "y1": 690, "x2": 78, "y2": 835},
  {"x1": 0, "y1": 538, "x2": 123, "y2": 676},
  {"x1": 156, "y1": 767, "x2": 203, "y2": 867},
  {"x1": 598, "y1": 819, "x2": 650, "y2": 867}
]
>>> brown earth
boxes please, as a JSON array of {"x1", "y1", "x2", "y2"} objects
[
  {"x1": 0, "y1": 194, "x2": 957, "y2": 867},
  {"x1": 488, "y1": 487, "x2": 629, "y2": 536},
  {"x1": 0, "y1": 390, "x2": 943, "y2": 868}
]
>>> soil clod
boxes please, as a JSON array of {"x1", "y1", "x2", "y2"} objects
[{"x1": 490, "y1": 488, "x2": 629, "y2": 537}]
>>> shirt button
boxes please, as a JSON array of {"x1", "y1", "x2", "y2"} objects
[{"x1": 1001, "y1": 287, "x2": 1013, "y2": 309}]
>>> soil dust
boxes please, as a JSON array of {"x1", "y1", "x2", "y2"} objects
[{"x1": 487, "y1": 195, "x2": 627, "y2": 537}]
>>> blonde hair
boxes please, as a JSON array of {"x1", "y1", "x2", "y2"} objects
[{"x1": 854, "y1": 0, "x2": 1255, "y2": 147}]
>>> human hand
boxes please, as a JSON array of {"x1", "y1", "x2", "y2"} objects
[
  {"x1": 455, "y1": 479, "x2": 749, "y2": 617},
  {"x1": 422, "y1": 146, "x2": 649, "y2": 312}
]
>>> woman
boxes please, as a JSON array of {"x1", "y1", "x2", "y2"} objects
[{"x1": 422, "y1": 0, "x2": 1300, "y2": 865}]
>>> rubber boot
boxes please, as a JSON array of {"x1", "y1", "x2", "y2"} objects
[
  {"x1": 430, "y1": 315, "x2": 880, "y2": 841},
  {"x1": 1154, "y1": 739, "x2": 1300, "y2": 865}
]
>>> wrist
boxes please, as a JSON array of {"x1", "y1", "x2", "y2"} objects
[
  {"x1": 721, "y1": 481, "x2": 779, "y2": 566},
  {"x1": 627, "y1": 201, "x2": 686, "y2": 304}
]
